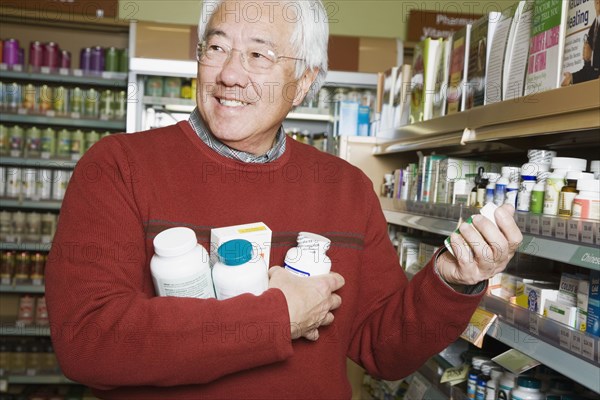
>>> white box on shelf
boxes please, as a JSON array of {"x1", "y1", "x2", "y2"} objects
[
  {"x1": 210, "y1": 222, "x2": 272, "y2": 269},
  {"x1": 544, "y1": 299, "x2": 578, "y2": 329}
]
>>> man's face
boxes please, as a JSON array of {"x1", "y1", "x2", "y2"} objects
[{"x1": 197, "y1": 0, "x2": 314, "y2": 155}]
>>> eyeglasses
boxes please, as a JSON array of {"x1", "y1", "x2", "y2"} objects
[{"x1": 197, "y1": 40, "x2": 303, "y2": 74}]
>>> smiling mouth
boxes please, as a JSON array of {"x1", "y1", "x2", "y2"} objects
[{"x1": 219, "y1": 98, "x2": 249, "y2": 107}]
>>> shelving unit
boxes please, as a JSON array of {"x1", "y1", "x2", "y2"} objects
[
  {"x1": 0, "y1": 69, "x2": 128, "y2": 88},
  {"x1": 0, "y1": 113, "x2": 126, "y2": 131}
]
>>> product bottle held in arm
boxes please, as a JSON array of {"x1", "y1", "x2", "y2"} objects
[
  {"x1": 151, "y1": 227, "x2": 215, "y2": 298},
  {"x1": 284, "y1": 232, "x2": 331, "y2": 277}
]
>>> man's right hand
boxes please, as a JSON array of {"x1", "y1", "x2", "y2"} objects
[{"x1": 268, "y1": 266, "x2": 345, "y2": 341}]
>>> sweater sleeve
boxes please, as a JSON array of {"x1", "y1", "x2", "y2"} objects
[
  {"x1": 45, "y1": 136, "x2": 293, "y2": 390},
  {"x1": 346, "y1": 177, "x2": 484, "y2": 380}
]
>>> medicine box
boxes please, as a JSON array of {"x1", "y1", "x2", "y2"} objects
[
  {"x1": 557, "y1": 273, "x2": 579, "y2": 307},
  {"x1": 578, "y1": 278, "x2": 590, "y2": 332},
  {"x1": 543, "y1": 299, "x2": 578, "y2": 329},
  {"x1": 210, "y1": 222, "x2": 272, "y2": 269},
  {"x1": 586, "y1": 271, "x2": 600, "y2": 338},
  {"x1": 515, "y1": 282, "x2": 559, "y2": 315}
]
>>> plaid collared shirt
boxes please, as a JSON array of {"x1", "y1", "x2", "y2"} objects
[{"x1": 188, "y1": 108, "x2": 286, "y2": 163}]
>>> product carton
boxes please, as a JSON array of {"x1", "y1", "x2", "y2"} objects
[
  {"x1": 544, "y1": 299, "x2": 578, "y2": 329},
  {"x1": 557, "y1": 273, "x2": 579, "y2": 307},
  {"x1": 515, "y1": 282, "x2": 559, "y2": 315},
  {"x1": 210, "y1": 222, "x2": 272, "y2": 269},
  {"x1": 577, "y1": 278, "x2": 589, "y2": 332},
  {"x1": 586, "y1": 271, "x2": 600, "y2": 337}
]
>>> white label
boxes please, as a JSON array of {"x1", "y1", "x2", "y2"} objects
[
  {"x1": 71, "y1": 112, "x2": 81, "y2": 119},
  {"x1": 555, "y1": 219, "x2": 567, "y2": 239},
  {"x1": 73, "y1": 69, "x2": 84, "y2": 77},
  {"x1": 405, "y1": 374, "x2": 429, "y2": 400},
  {"x1": 582, "y1": 221, "x2": 595, "y2": 244},
  {"x1": 597, "y1": 223, "x2": 600, "y2": 246},
  {"x1": 559, "y1": 326, "x2": 570, "y2": 349},
  {"x1": 13, "y1": 64, "x2": 22, "y2": 72},
  {"x1": 581, "y1": 335, "x2": 595, "y2": 361},
  {"x1": 46, "y1": 110, "x2": 56, "y2": 118},
  {"x1": 506, "y1": 304, "x2": 515, "y2": 325},
  {"x1": 40, "y1": 66, "x2": 51, "y2": 74},
  {"x1": 529, "y1": 216, "x2": 541, "y2": 235},
  {"x1": 153, "y1": 272, "x2": 215, "y2": 299},
  {"x1": 567, "y1": 220, "x2": 580, "y2": 242},
  {"x1": 17, "y1": 107, "x2": 28, "y2": 115},
  {"x1": 541, "y1": 216, "x2": 553, "y2": 237},
  {"x1": 529, "y1": 312, "x2": 539, "y2": 336},
  {"x1": 570, "y1": 331, "x2": 582, "y2": 355},
  {"x1": 59, "y1": 67, "x2": 70, "y2": 75},
  {"x1": 516, "y1": 213, "x2": 527, "y2": 231}
]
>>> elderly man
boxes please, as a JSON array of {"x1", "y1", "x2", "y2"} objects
[{"x1": 45, "y1": 1, "x2": 522, "y2": 399}]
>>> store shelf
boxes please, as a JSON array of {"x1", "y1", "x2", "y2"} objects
[
  {"x1": 0, "y1": 68, "x2": 127, "y2": 87},
  {"x1": 373, "y1": 79, "x2": 600, "y2": 155},
  {"x1": 0, "y1": 113, "x2": 126, "y2": 130},
  {"x1": 381, "y1": 198, "x2": 600, "y2": 271},
  {"x1": 0, "y1": 284, "x2": 45, "y2": 294},
  {"x1": 323, "y1": 71, "x2": 378, "y2": 89},
  {"x1": 1, "y1": 374, "x2": 75, "y2": 385},
  {"x1": 1, "y1": 199, "x2": 62, "y2": 210},
  {"x1": 481, "y1": 295, "x2": 600, "y2": 393},
  {"x1": 0, "y1": 242, "x2": 53, "y2": 252},
  {"x1": 0, "y1": 323, "x2": 50, "y2": 337},
  {"x1": 287, "y1": 107, "x2": 332, "y2": 122},
  {"x1": 130, "y1": 57, "x2": 197, "y2": 78},
  {"x1": 0, "y1": 156, "x2": 77, "y2": 169}
]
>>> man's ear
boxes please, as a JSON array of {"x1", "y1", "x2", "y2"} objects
[{"x1": 293, "y1": 67, "x2": 319, "y2": 106}]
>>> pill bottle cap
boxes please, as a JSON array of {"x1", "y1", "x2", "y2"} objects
[
  {"x1": 577, "y1": 179, "x2": 600, "y2": 192},
  {"x1": 516, "y1": 376, "x2": 541, "y2": 389},
  {"x1": 154, "y1": 227, "x2": 197, "y2": 257},
  {"x1": 218, "y1": 239, "x2": 253, "y2": 266}
]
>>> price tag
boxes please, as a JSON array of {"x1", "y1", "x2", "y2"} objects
[
  {"x1": 100, "y1": 114, "x2": 110, "y2": 121},
  {"x1": 0, "y1": 378, "x2": 7, "y2": 392},
  {"x1": 73, "y1": 69, "x2": 84, "y2": 77},
  {"x1": 570, "y1": 331, "x2": 583, "y2": 355},
  {"x1": 405, "y1": 373, "x2": 429, "y2": 400},
  {"x1": 41, "y1": 151, "x2": 51, "y2": 160},
  {"x1": 559, "y1": 327, "x2": 570, "y2": 349},
  {"x1": 12, "y1": 64, "x2": 23, "y2": 72},
  {"x1": 46, "y1": 110, "x2": 56, "y2": 118},
  {"x1": 71, "y1": 112, "x2": 81, "y2": 119},
  {"x1": 10, "y1": 149, "x2": 21, "y2": 158},
  {"x1": 506, "y1": 303, "x2": 515, "y2": 325},
  {"x1": 529, "y1": 312, "x2": 539, "y2": 336},
  {"x1": 581, "y1": 221, "x2": 595, "y2": 244},
  {"x1": 529, "y1": 215, "x2": 540, "y2": 235},
  {"x1": 581, "y1": 335, "x2": 596, "y2": 361},
  {"x1": 71, "y1": 154, "x2": 81, "y2": 161},
  {"x1": 59, "y1": 67, "x2": 70, "y2": 75},
  {"x1": 516, "y1": 213, "x2": 527, "y2": 231},
  {"x1": 597, "y1": 223, "x2": 600, "y2": 246},
  {"x1": 0, "y1": 63, "x2": 7, "y2": 70},
  {"x1": 17, "y1": 107, "x2": 28, "y2": 115},
  {"x1": 40, "y1": 66, "x2": 51, "y2": 74},
  {"x1": 567, "y1": 220, "x2": 580, "y2": 242},
  {"x1": 541, "y1": 216, "x2": 554, "y2": 237},
  {"x1": 555, "y1": 219, "x2": 567, "y2": 239}
]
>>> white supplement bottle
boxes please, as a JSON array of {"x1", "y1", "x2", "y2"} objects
[
  {"x1": 504, "y1": 168, "x2": 521, "y2": 208},
  {"x1": 572, "y1": 179, "x2": 600, "y2": 220},
  {"x1": 497, "y1": 372, "x2": 515, "y2": 400},
  {"x1": 494, "y1": 167, "x2": 512, "y2": 206},
  {"x1": 485, "y1": 368, "x2": 505, "y2": 400},
  {"x1": 212, "y1": 239, "x2": 268, "y2": 300},
  {"x1": 284, "y1": 232, "x2": 331, "y2": 277},
  {"x1": 445, "y1": 203, "x2": 498, "y2": 258},
  {"x1": 485, "y1": 172, "x2": 500, "y2": 205},
  {"x1": 510, "y1": 376, "x2": 544, "y2": 400},
  {"x1": 591, "y1": 160, "x2": 600, "y2": 179},
  {"x1": 516, "y1": 163, "x2": 538, "y2": 212},
  {"x1": 151, "y1": 227, "x2": 215, "y2": 299}
]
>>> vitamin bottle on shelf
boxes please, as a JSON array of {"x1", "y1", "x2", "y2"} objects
[{"x1": 284, "y1": 232, "x2": 331, "y2": 277}]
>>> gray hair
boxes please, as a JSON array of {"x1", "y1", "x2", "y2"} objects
[{"x1": 198, "y1": 0, "x2": 328, "y2": 100}]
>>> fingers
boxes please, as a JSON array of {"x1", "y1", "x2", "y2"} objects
[
  {"x1": 268, "y1": 265, "x2": 283, "y2": 279},
  {"x1": 495, "y1": 204, "x2": 523, "y2": 248},
  {"x1": 322, "y1": 272, "x2": 345, "y2": 292}
]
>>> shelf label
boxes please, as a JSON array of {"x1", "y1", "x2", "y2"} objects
[
  {"x1": 71, "y1": 112, "x2": 81, "y2": 119},
  {"x1": 41, "y1": 152, "x2": 51, "y2": 160},
  {"x1": 73, "y1": 69, "x2": 84, "y2": 77},
  {"x1": 570, "y1": 331, "x2": 583, "y2": 355},
  {"x1": 12, "y1": 64, "x2": 23, "y2": 72},
  {"x1": 59, "y1": 67, "x2": 70, "y2": 76},
  {"x1": 0, "y1": 63, "x2": 7, "y2": 70},
  {"x1": 569, "y1": 247, "x2": 600, "y2": 269},
  {"x1": 17, "y1": 107, "x2": 28, "y2": 115},
  {"x1": 45, "y1": 110, "x2": 56, "y2": 118},
  {"x1": 506, "y1": 303, "x2": 516, "y2": 325},
  {"x1": 405, "y1": 373, "x2": 429, "y2": 400},
  {"x1": 529, "y1": 312, "x2": 539, "y2": 336},
  {"x1": 581, "y1": 221, "x2": 595, "y2": 244},
  {"x1": 559, "y1": 327, "x2": 570, "y2": 349},
  {"x1": 581, "y1": 335, "x2": 596, "y2": 361},
  {"x1": 440, "y1": 363, "x2": 469, "y2": 384},
  {"x1": 555, "y1": 219, "x2": 567, "y2": 239},
  {"x1": 516, "y1": 213, "x2": 528, "y2": 231},
  {"x1": 0, "y1": 378, "x2": 7, "y2": 392},
  {"x1": 567, "y1": 220, "x2": 580, "y2": 242},
  {"x1": 541, "y1": 216, "x2": 554, "y2": 237},
  {"x1": 40, "y1": 66, "x2": 51, "y2": 74},
  {"x1": 529, "y1": 215, "x2": 541, "y2": 235}
]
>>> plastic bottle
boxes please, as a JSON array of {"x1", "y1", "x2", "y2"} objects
[
  {"x1": 504, "y1": 168, "x2": 521, "y2": 208},
  {"x1": 516, "y1": 164, "x2": 538, "y2": 212},
  {"x1": 591, "y1": 160, "x2": 600, "y2": 179},
  {"x1": 510, "y1": 376, "x2": 544, "y2": 400},
  {"x1": 572, "y1": 179, "x2": 600, "y2": 220},
  {"x1": 467, "y1": 356, "x2": 490, "y2": 399},
  {"x1": 151, "y1": 227, "x2": 215, "y2": 299},
  {"x1": 485, "y1": 368, "x2": 505, "y2": 400},
  {"x1": 497, "y1": 372, "x2": 515, "y2": 400},
  {"x1": 558, "y1": 171, "x2": 593, "y2": 216},
  {"x1": 475, "y1": 362, "x2": 493, "y2": 400},
  {"x1": 543, "y1": 157, "x2": 586, "y2": 215},
  {"x1": 212, "y1": 239, "x2": 268, "y2": 300},
  {"x1": 284, "y1": 232, "x2": 331, "y2": 277},
  {"x1": 475, "y1": 172, "x2": 489, "y2": 208},
  {"x1": 494, "y1": 167, "x2": 512, "y2": 206},
  {"x1": 485, "y1": 173, "x2": 500, "y2": 205}
]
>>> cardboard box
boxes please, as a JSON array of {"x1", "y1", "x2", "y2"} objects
[
  {"x1": 578, "y1": 278, "x2": 590, "y2": 332},
  {"x1": 557, "y1": 273, "x2": 579, "y2": 307},
  {"x1": 515, "y1": 282, "x2": 559, "y2": 315},
  {"x1": 544, "y1": 299, "x2": 578, "y2": 328},
  {"x1": 586, "y1": 271, "x2": 600, "y2": 337},
  {"x1": 210, "y1": 222, "x2": 272, "y2": 269}
]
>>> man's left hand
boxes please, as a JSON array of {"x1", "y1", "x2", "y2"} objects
[{"x1": 437, "y1": 204, "x2": 523, "y2": 286}]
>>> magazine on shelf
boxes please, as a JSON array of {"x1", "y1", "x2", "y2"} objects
[
  {"x1": 561, "y1": 0, "x2": 599, "y2": 86},
  {"x1": 431, "y1": 38, "x2": 452, "y2": 119},
  {"x1": 465, "y1": 11, "x2": 502, "y2": 109},
  {"x1": 409, "y1": 38, "x2": 443, "y2": 123},
  {"x1": 524, "y1": 0, "x2": 569, "y2": 96},
  {"x1": 379, "y1": 66, "x2": 398, "y2": 132},
  {"x1": 392, "y1": 64, "x2": 412, "y2": 129},
  {"x1": 487, "y1": 2, "x2": 522, "y2": 103},
  {"x1": 446, "y1": 25, "x2": 471, "y2": 114},
  {"x1": 503, "y1": 0, "x2": 534, "y2": 100}
]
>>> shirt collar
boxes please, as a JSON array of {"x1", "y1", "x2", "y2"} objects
[{"x1": 188, "y1": 107, "x2": 286, "y2": 163}]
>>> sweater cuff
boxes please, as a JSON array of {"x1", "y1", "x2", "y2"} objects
[{"x1": 433, "y1": 248, "x2": 487, "y2": 295}]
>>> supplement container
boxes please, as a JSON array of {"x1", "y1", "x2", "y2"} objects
[
  {"x1": 510, "y1": 376, "x2": 544, "y2": 400},
  {"x1": 558, "y1": 171, "x2": 593, "y2": 217},
  {"x1": 475, "y1": 362, "x2": 493, "y2": 400},
  {"x1": 527, "y1": 149, "x2": 556, "y2": 166},
  {"x1": 496, "y1": 372, "x2": 515, "y2": 400},
  {"x1": 484, "y1": 368, "x2": 504, "y2": 400},
  {"x1": 572, "y1": 179, "x2": 600, "y2": 220},
  {"x1": 284, "y1": 232, "x2": 332, "y2": 277},
  {"x1": 543, "y1": 157, "x2": 586, "y2": 215},
  {"x1": 504, "y1": 168, "x2": 520, "y2": 208},
  {"x1": 212, "y1": 239, "x2": 268, "y2": 300},
  {"x1": 516, "y1": 164, "x2": 538, "y2": 212},
  {"x1": 467, "y1": 356, "x2": 490, "y2": 399},
  {"x1": 151, "y1": 227, "x2": 215, "y2": 299},
  {"x1": 484, "y1": 172, "x2": 500, "y2": 205},
  {"x1": 445, "y1": 203, "x2": 498, "y2": 258},
  {"x1": 591, "y1": 160, "x2": 600, "y2": 179},
  {"x1": 494, "y1": 167, "x2": 511, "y2": 206}
]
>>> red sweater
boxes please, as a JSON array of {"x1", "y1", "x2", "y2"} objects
[{"x1": 45, "y1": 121, "x2": 483, "y2": 399}]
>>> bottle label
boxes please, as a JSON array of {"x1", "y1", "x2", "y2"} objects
[
  {"x1": 494, "y1": 184, "x2": 507, "y2": 206},
  {"x1": 505, "y1": 188, "x2": 518, "y2": 207},
  {"x1": 558, "y1": 191, "x2": 578, "y2": 216},
  {"x1": 153, "y1": 272, "x2": 215, "y2": 299},
  {"x1": 284, "y1": 261, "x2": 310, "y2": 277},
  {"x1": 530, "y1": 190, "x2": 544, "y2": 214},
  {"x1": 572, "y1": 198, "x2": 600, "y2": 220},
  {"x1": 543, "y1": 177, "x2": 565, "y2": 215},
  {"x1": 497, "y1": 388, "x2": 510, "y2": 400}
]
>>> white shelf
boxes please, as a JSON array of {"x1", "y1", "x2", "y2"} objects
[
  {"x1": 0, "y1": 323, "x2": 50, "y2": 337},
  {"x1": 0, "y1": 284, "x2": 45, "y2": 294},
  {"x1": 0, "y1": 156, "x2": 77, "y2": 169}
]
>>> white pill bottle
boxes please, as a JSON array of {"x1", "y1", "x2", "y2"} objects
[
  {"x1": 151, "y1": 227, "x2": 215, "y2": 299},
  {"x1": 284, "y1": 232, "x2": 332, "y2": 277}
]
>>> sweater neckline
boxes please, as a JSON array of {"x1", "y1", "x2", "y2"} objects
[{"x1": 177, "y1": 120, "x2": 292, "y2": 171}]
